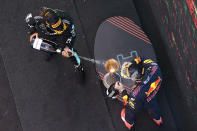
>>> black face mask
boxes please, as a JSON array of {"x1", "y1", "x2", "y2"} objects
[
  {"x1": 130, "y1": 70, "x2": 139, "y2": 81},
  {"x1": 128, "y1": 64, "x2": 142, "y2": 80}
]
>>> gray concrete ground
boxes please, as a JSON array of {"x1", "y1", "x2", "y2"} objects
[{"x1": 0, "y1": 0, "x2": 193, "y2": 131}]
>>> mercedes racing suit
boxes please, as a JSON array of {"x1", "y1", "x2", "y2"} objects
[
  {"x1": 26, "y1": 8, "x2": 80, "y2": 66},
  {"x1": 121, "y1": 58, "x2": 163, "y2": 128}
]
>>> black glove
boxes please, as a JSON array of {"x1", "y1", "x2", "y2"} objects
[
  {"x1": 106, "y1": 83, "x2": 119, "y2": 98},
  {"x1": 25, "y1": 13, "x2": 37, "y2": 34}
]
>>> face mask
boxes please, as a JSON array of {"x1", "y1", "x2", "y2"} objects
[{"x1": 130, "y1": 71, "x2": 138, "y2": 81}]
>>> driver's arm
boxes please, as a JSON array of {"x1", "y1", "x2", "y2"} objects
[
  {"x1": 26, "y1": 16, "x2": 43, "y2": 42},
  {"x1": 61, "y1": 47, "x2": 74, "y2": 58},
  {"x1": 30, "y1": 33, "x2": 38, "y2": 42}
]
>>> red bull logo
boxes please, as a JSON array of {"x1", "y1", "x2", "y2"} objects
[
  {"x1": 134, "y1": 58, "x2": 141, "y2": 64},
  {"x1": 145, "y1": 76, "x2": 161, "y2": 97},
  {"x1": 122, "y1": 95, "x2": 128, "y2": 106}
]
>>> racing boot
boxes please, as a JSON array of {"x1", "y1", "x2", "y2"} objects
[
  {"x1": 74, "y1": 64, "x2": 84, "y2": 72},
  {"x1": 152, "y1": 117, "x2": 163, "y2": 125},
  {"x1": 74, "y1": 63, "x2": 86, "y2": 84},
  {"x1": 121, "y1": 108, "x2": 134, "y2": 130}
]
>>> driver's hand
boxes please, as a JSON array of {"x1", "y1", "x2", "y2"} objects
[
  {"x1": 114, "y1": 81, "x2": 124, "y2": 90},
  {"x1": 30, "y1": 33, "x2": 38, "y2": 42},
  {"x1": 62, "y1": 47, "x2": 74, "y2": 58}
]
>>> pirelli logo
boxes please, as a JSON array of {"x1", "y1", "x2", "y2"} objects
[{"x1": 144, "y1": 59, "x2": 154, "y2": 64}]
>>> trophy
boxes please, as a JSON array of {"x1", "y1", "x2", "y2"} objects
[
  {"x1": 104, "y1": 58, "x2": 119, "y2": 73},
  {"x1": 103, "y1": 58, "x2": 120, "y2": 90}
]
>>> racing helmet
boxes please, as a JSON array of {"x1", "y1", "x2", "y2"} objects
[
  {"x1": 44, "y1": 10, "x2": 67, "y2": 34},
  {"x1": 121, "y1": 59, "x2": 142, "y2": 81}
]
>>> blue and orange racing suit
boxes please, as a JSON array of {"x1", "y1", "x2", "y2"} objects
[{"x1": 121, "y1": 58, "x2": 162, "y2": 127}]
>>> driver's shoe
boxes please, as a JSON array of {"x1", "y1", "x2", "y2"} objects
[
  {"x1": 153, "y1": 117, "x2": 163, "y2": 125},
  {"x1": 74, "y1": 64, "x2": 84, "y2": 72}
]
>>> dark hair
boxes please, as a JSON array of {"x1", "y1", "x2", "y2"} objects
[
  {"x1": 44, "y1": 10, "x2": 58, "y2": 24},
  {"x1": 40, "y1": 7, "x2": 48, "y2": 17}
]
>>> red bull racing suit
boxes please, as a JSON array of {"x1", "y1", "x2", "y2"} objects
[{"x1": 121, "y1": 58, "x2": 163, "y2": 129}]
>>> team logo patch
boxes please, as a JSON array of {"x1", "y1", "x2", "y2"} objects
[
  {"x1": 144, "y1": 59, "x2": 154, "y2": 64},
  {"x1": 145, "y1": 76, "x2": 161, "y2": 97}
]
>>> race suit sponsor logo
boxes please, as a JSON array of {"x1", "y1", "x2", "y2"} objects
[
  {"x1": 145, "y1": 76, "x2": 161, "y2": 97},
  {"x1": 146, "y1": 83, "x2": 161, "y2": 102},
  {"x1": 143, "y1": 59, "x2": 154, "y2": 64},
  {"x1": 146, "y1": 77, "x2": 162, "y2": 102}
]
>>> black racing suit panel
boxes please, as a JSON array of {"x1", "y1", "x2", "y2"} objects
[{"x1": 26, "y1": 9, "x2": 76, "y2": 49}]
